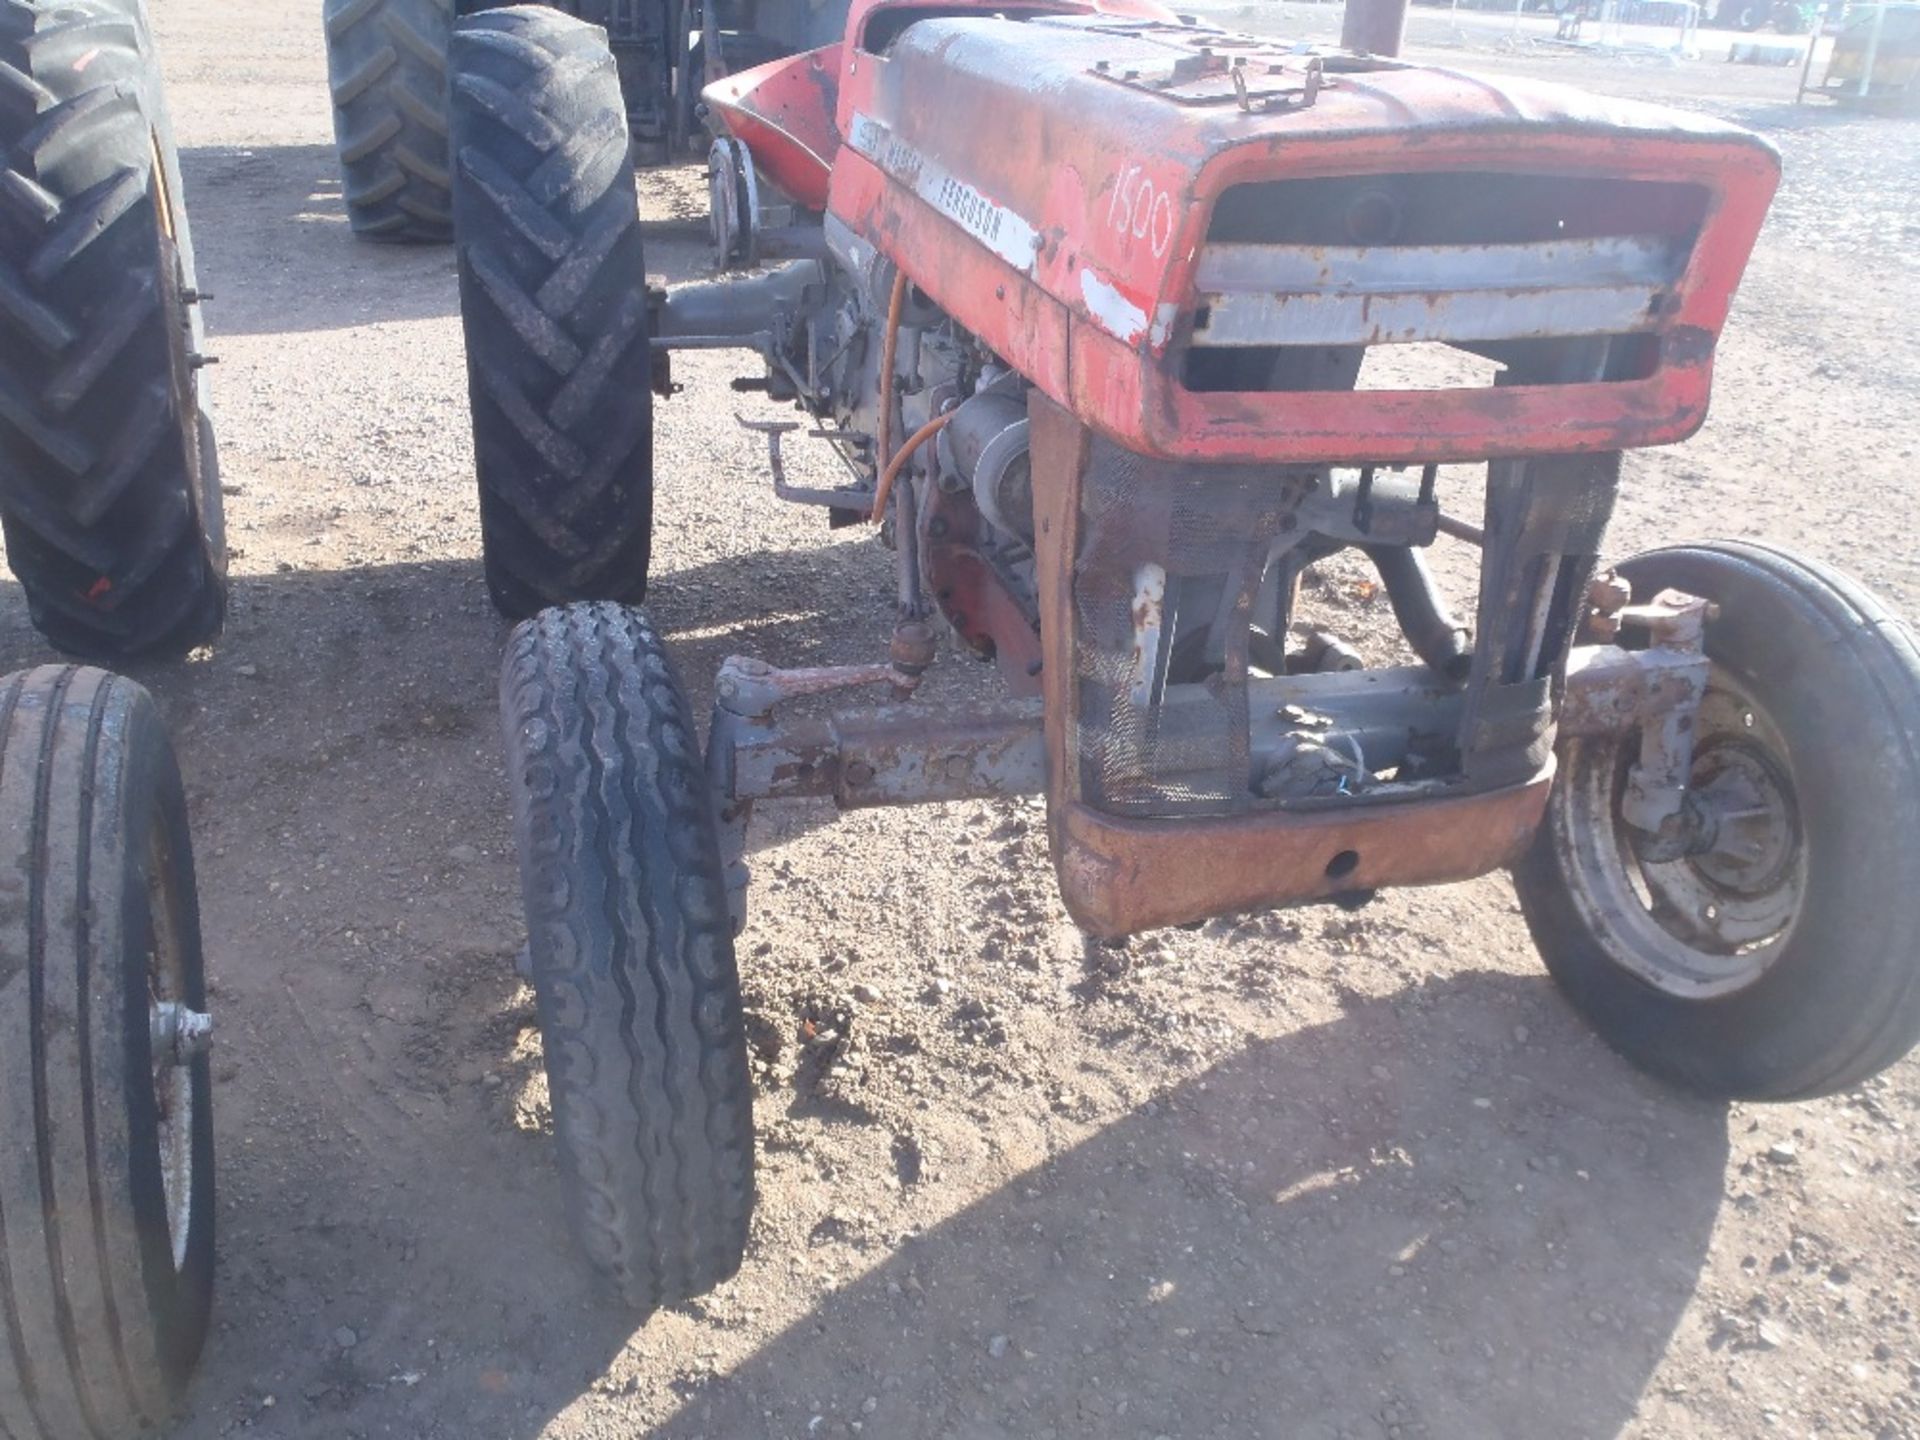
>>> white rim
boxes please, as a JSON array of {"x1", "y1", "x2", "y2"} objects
[{"x1": 146, "y1": 862, "x2": 195, "y2": 1272}]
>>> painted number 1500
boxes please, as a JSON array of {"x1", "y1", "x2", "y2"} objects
[{"x1": 1107, "y1": 164, "x2": 1175, "y2": 259}]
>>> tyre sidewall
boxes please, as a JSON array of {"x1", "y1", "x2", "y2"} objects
[{"x1": 105, "y1": 682, "x2": 216, "y2": 1387}]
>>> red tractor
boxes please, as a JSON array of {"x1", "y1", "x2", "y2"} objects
[{"x1": 446, "y1": 1, "x2": 1920, "y2": 1308}]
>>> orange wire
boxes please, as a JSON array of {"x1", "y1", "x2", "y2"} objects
[
  {"x1": 874, "y1": 269, "x2": 909, "y2": 507},
  {"x1": 868, "y1": 411, "x2": 953, "y2": 523}
]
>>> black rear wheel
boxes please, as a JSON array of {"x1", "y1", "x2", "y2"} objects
[
  {"x1": 1516, "y1": 541, "x2": 1920, "y2": 1100},
  {"x1": 450, "y1": 6, "x2": 654, "y2": 619},
  {"x1": 0, "y1": 666, "x2": 215, "y2": 1438},
  {"x1": 500, "y1": 603, "x2": 754, "y2": 1308},
  {"x1": 0, "y1": 0, "x2": 227, "y2": 661},
  {"x1": 323, "y1": 0, "x2": 456, "y2": 242}
]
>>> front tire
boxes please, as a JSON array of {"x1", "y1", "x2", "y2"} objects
[
  {"x1": 1515, "y1": 541, "x2": 1920, "y2": 1100},
  {"x1": 0, "y1": 667, "x2": 215, "y2": 1438},
  {"x1": 450, "y1": 6, "x2": 654, "y2": 620},
  {"x1": 0, "y1": 0, "x2": 227, "y2": 661},
  {"x1": 500, "y1": 603, "x2": 754, "y2": 1308}
]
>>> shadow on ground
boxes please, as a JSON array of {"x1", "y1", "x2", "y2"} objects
[
  {"x1": 180, "y1": 144, "x2": 460, "y2": 336},
  {"x1": 179, "y1": 145, "x2": 721, "y2": 337},
  {"x1": 1724, "y1": 98, "x2": 1920, "y2": 132},
  {"x1": 649, "y1": 969, "x2": 1728, "y2": 1440},
  {"x1": 0, "y1": 557, "x2": 1728, "y2": 1437}
]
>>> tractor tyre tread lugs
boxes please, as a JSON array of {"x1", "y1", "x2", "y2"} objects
[
  {"x1": 450, "y1": 5, "x2": 652, "y2": 619},
  {"x1": 0, "y1": 0, "x2": 227, "y2": 660},
  {"x1": 324, "y1": 0, "x2": 456, "y2": 242},
  {"x1": 500, "y1": 603, "x2": 753, "y2": 1309}
]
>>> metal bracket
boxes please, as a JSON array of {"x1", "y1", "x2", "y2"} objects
[
  {"x1": 1560, "y1": 587, "x2": 1716, "y2": 836},
  {"x1": 734, "y1": 415, "x2": 873, "y2": 511},
  {"x1": 707, "y1": 643, "x2": 938, "y2": 933},
  {"x1": 1618, "y1": 589, "x2": 1715, "y2": 835},
  {"x1": 714, "y1": 651, "x2": 929, "y2": 722}
]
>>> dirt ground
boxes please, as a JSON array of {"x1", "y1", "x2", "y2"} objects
[{"x1": 4, "y1": 0, "x2": 1917, "y2": 1435}]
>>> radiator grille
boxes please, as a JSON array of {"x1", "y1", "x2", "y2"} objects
[{"x1": 1068, "y1": 440, "x2": 1312, "y2": 815}]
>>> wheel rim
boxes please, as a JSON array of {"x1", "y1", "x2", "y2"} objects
[
  {"x1": 151, "y1": 127, "x2": 221, "y2": 566},
  {"x1": 1552, "y1": 672, "x2": 1807, "y2": 1000},
  {"x1": 146, "y1": 835, "x2": 195, "y2": 1272}
]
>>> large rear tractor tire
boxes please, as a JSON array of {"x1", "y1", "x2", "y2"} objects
[
  {"x1": 0, "y1": 666, "x2": 216, "y2": 1438},
  {"x1": 450, "y1": 6, "x2": 654, "y2": 620},
  {"x1": 1515, "y1": 541, "x2": 1920, "y2": 1100},
  {"x1": 323, "y1": 0, "x2": 456, "y2": 242},
  {"x1": 500, "y1": 603, "x2": 754, "y2": 1309},
  {"x1": 0, "y1": 0, "x2": 227, "y2": 661}
]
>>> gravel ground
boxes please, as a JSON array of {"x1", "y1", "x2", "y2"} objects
[{"x1": 3, "y1": 1, "x2": 1917, "y2": 1436}]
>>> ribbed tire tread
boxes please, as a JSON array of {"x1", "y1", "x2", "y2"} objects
[
  {"x1": 0, "y1": 665, "x2": 215, "y2": 1439},
  {"x1": 500, "y1": 603, "x2": 753, "y2": 1308}
]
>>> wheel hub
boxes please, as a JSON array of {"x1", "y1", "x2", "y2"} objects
[
  {"x1": 148, "y1": 986, "x2": 197, "y2": 1272},
  {"x1": 1554, "y1": 678, "x2": 1808, "y2": 998},
  {"x1": 146, "y1": 830, "x2": 207, "y2": 1275},
  {"x1": 1685, "y1": 741, "x2": 1798, "y2": 896}
]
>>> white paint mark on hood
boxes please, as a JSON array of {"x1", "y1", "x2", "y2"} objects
[{"x1": 1079, "y1": 267, "x2": 1148, "y2": 346}]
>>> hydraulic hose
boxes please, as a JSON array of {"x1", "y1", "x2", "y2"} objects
[
  {"x1": 869, "y1": 411, "x2": 953, "y2": 523},
  {"x1": 872, "y1": 269, "x2": 908, "y2": 522},
  {"x1": 1364, "y1": 544, "x2": 1473, "y2": 683}
]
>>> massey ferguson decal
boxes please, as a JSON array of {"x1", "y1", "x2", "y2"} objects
[{"x1": 848, "y1": 112, "x2": 1038, "y2": 272}]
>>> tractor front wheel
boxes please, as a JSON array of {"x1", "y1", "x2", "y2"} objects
[
  {"x1": 1515, "y1": 541, "x2": 1920, "y2": 1100},
  {"x1": 0, "y1": 667, "x2": 216, "y2": 1438},
  {"x1": 500, "y1": 603, "x2": 754, "y2": 1308}
]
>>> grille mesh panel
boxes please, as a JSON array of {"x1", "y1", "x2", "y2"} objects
[{"x1": 1069, "y1": 439, "x2": 1312, "y2": 816}]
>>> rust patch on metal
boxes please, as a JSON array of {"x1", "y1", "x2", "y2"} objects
[
  {"x1": 730, "y1": 700, "x2": 1045, "y2": 809},
  {"x1": 920, "y1": 478, "x2": 1044, "y2": 695},
  {"x1": 1054, "y1": 770, "x2": 1552, "y2": 938}
]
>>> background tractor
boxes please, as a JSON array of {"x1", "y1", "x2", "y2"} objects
[{"x1": 322, "y1": 0, "x2": 843, "y2": 242}]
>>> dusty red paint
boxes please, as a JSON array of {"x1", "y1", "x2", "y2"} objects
[
  {"x1": 703, "y1": 45, "x2": 845, "y2": 210},
  {"x1": 1051, "y1": 775, "x2": 1553, "y2": 937},
  {"x1": 700, "y1": 4, "x2": 1784, "y2": 929},
  {"x1": 709, "y1": 1, "x2": 1778, "y2": 465},
  {"x1": 918, "y1": 478, "x2": 1043, "y2": 695}
]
